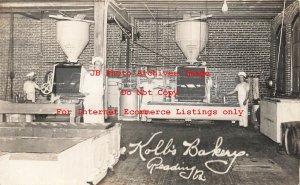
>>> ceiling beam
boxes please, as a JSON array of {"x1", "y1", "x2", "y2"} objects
[
  {"x1": 18, "y1": 12, "x2": 43, "y2": 20},
  {"x1": 0, "y1": 1, "x2": 132, "y2": 32},
  {"x1": 116, "y1": 0, "x2": 292, "y2": 2},
  {"x1": 0, "y1": 0, "x2": 294, "y2": 20},
  {"x1": 126, "y1": 12, "x2": 279, "y2": 19},
  {"x1": 0, "y1": 2, "x2": 93, "y2": 10},
  {"x1": 117, "y1": 5, "x2": 284, "y2": 9}
]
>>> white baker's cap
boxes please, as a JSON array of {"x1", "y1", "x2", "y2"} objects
[
  {"x1": 26, "y1": 72, "x2": 35, "y2": 77},
  {"x1": 92, "y1": 56, "x2": 104, "y2": 65},
  {"x1": 238, "y1": 72, "x2": 246, "y2": 78}
]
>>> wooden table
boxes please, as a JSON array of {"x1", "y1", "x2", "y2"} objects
[
  {"x1": 140, "y1": 101, "x2": 246, "y2": 123},
  {"x1": 0, "y1": 101, "x2": 81, "y2": 123}
]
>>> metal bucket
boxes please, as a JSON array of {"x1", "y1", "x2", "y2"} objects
[
  {"x1": 107, "y1": 78, "x2": 122, "y2": 108},
  {"x1": 119, "y1": 88, "x2": 138, "y2": 120}
]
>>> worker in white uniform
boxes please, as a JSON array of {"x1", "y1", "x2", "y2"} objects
[
  {"x1": 226, "y1": 72, "x2": 250, "y2": 127},
  {"x1": 23, "y1": 72, "x2": 40, "y2": 103},
  {"x1": 81, "y1": 57, "x2": 104, "y2": 123}
]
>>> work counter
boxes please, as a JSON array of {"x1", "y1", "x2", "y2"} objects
[
  {"x1": 0, "y1": 101, "x2": 81, "y2": 123},
  {"x1": 141, "y1": 101, "x2": 245, "y2": 124},
  {"x1": 0, "y1": 122, "x2": 121, "y2": 185},
  {"x1": 260, "y1": 97, "x2": 300, "y2": 143}
]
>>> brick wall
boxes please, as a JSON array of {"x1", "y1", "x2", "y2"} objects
[
  {"x1": 0, "y1": 14, "x2": 11, "y2": 100},
  {"x1": 0, "y1": 13, "x2": 271, "y2": 104},
  {"x1": 106, "y1": 24, "x2": 127, "y2": 70}
]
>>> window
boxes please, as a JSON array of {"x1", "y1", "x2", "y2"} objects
[
  {"x1": 292, "y1": 14, "x2": 300, "y2": 95},
  {"x1": 275, "y1": 25, "x2": 286, "y2": 95}
]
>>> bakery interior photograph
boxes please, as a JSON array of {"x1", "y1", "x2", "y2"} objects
[{"x1": 1, "y1": 0, "x2": 300, "y2": 185}]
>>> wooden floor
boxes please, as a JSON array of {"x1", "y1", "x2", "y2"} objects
[{"x1": 99, "y1": 120, "x2": 299, "y2": 185}]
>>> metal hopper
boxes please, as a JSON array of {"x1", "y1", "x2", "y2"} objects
[
  {"x1": 56, "y1": 21, "x2": 90, "y2": 63},
  {"x1": 175, "y1": 15, "x2": 208, "y2": 64}
]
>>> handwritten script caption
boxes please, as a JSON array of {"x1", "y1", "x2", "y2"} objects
[{"x1": 128, "y1": 131, "x2": 248, "y2": 181}]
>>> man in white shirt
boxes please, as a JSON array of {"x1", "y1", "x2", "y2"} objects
[
  {"x1": 23, "y1": 72, "x2": 40, "y2": 103},
  {"x1": 80, "y1": 57, "x2": 104, "y2": 123},
  {"x1": 226, "y1": 72, "x2": 250, "y2": 127}
]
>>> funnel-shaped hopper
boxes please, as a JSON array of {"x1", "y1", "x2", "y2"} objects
[
  {"x1": 57, "y1": 21, "x2": 90, "y2": 63},
  {"x1": 175, "y1": 21, "x2": 208, "y2": 64}
]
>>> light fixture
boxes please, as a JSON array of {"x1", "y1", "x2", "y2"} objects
[{"x1": 222, "y1": 0, "x2": 228, "y2": 13}]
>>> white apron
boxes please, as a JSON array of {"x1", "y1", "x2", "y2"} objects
[
  {"x1": 234, "y1": 82, "x2": 250, "y2": 127},
  {"x1": 81, "y1": 72, "x2": 104, "y2": 123}
]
